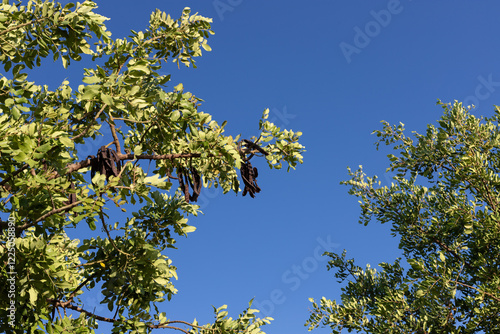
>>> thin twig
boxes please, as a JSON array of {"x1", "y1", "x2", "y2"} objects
[
  {"x1": 70, "y1": 105, "x2": 106, "y2": 141},
  {"x1": 455, "y1": 280, "x2": 500, "y2": 303},
  {"x1": 0, "y1": 165, "x2": 29, "y2": 187},
  {"x1": 99, "y1": 209, "x2": 130, "y2": 256}
]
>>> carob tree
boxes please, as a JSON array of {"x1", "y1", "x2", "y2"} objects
[{"x1": 0, "y1": 2, "x2": 304, "y2": 334}]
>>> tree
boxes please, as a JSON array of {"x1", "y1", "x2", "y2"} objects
[
  {"x1": 307, "y1": 101, "x2": 500, "y2": 333},
  {"x1": 0, "y1": 1, "x2": 304, "y2": 333}
]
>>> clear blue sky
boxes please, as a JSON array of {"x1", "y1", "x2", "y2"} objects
[{"x1": 29, "y1": 1, "x2": 500, "y2": 333}]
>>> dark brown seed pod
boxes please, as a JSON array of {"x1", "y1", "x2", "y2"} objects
[
  {"x1": 240, "y1": 161, "x2": 261, "y2": 198},
  {"x1": 177, "y1": 167, "x2": 202, "y2": 203},
  {"x1": 90, "y1": 146, "x2": 122, "y2": 181}
]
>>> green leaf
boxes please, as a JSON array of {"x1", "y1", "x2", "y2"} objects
[
  {"x1": 88, "y1": 220, "x2": 96, "y2": 231},
  {"x1": 11, "y1": 106, "x2": 21, "y2": 120},
  {"x1": 171, "y1": 110, "x2": 181, "y2": 121},
  {"x1": 100, "y1": 93, "x2": 114, "y2": 106},
  {"x1": 36, "y1": 143, "x2": 52, "y2": 153},
  {"x1": 134, "y1": 144, "x2": 143, "y2": 155},
  {"x1": 129, "y1": 85, "x2": 141, "y2": 96},
  {"x1": 81, "y1": 85, "x2": 101, "y2": 100},
  {"x1": 91, "y1": 173, "x2": 106, "y2": 189},
  {"x1": 29, "y1": 287, "x2": 38, "y2": 306},
  {"x1": 82, "y1": 76, "x2": 101, "y2": 84},
  {"x1": 182, "y1": 225, "x2": 196, "y2": 234},
  {"x1": 188, "y1": 123, "x2": 199, "y2": 137},
  {"x1": 201, "y1": 43, "x2": 212, "y2": 51},
  {"x1": 129, "y1": 64, "x2": 150, "y2": 74},
  {"x1": 62, "y1": 56, "x2": 69, "y2": 69},
  {"x1": 59, "y1": 136, "x2": 74, "y2": 148},
  {"x1": 464, "y1": 223, "x2": 473, "y2": 234},
  {"x1": 19, "y1": 140, "x2": 33, "y2": 154}
]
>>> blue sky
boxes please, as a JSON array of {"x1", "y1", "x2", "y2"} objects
[{"x1": 26, "y1": 1, "x2": 500, "y2": 333}]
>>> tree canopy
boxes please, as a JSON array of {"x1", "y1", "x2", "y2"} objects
[
  {"x1": 307, "y1": 101, "x2": 500, "y2": 333},
  {"x1": 0, "y1": 1, "x2": 304, "y2": 333}
]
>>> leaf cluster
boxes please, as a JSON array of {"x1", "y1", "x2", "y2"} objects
[{"x1": 307, "y1": 101, "x2": 500, "y2": 333}]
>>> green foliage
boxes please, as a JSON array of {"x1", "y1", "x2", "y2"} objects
[
  {"x1": 0, "y1": 1, "x2": 304, "y2": 333},
  {"x1": 185, "y1": 302, "x2": 273, "y2": 334},
  {"x1": 307, "y1": 101, "x2": 500, "y2": 333}
]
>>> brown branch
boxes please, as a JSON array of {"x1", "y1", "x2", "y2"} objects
[
  {"x1": 428, "y1": 272, "x2": 500, "y2": 303},
  {"x1": 118, "y1": 152, "x2": 203, "y2": 161},
  {"x1": 49, "y1": 272, "x2": 100, "y2": 313},
  {"x1": 455, "y1": 280, "x2": 500, "y2": 303},
  {"x1": 151, "y1": 320, "x2": 216, "y2": 332},
  {"x1": 153, "y1": 326, "x2": 190, "y2": 334},
  {"x1": 69, "y1": 272, "x2": 99, "y2": 300},
  {"x1": 0, "y1": 181, "x2": 87, "y2": 231},
  {"x1": 8, "y1": 146, "x2": 252, "y2": 225},
  {"x1": 5, "y1": 199, "x2": 85, "y2": 232},
  {"x1": 66, "y1": 156, "x2": 95, "y2": 175},
  {"x1": 451, "y1": 263, "x2": 465, "y2": 301},
  {"x1": 0, "y1": 147, "x2": 262, "y2": 224},
  {"x1": 0, "y1": 164, "x2": 29, "y2": 187},
  {"x1": 58, "y1": 149, "x2": 206, "y2": 180},
  {"x1": 74, "y1": 258, "x2": 108, "y2": 268},
  {"x1": 0, "y1": 17, "x2": 48, "y2": 36},
  {"x1": 46, "y1": 299, "x2": 211, "y2": 334},
  {"x1": 107, "y1": 117, "x2": 122, "y2": 155},
  {"x1": 63, "y1": 145, "x2": 263, "y2": 177},
  {"x1": 35, "y1": 200, "x2": 83, "y2": 223},
  {"x1": 116, "y1": 55, "x2": 132, "y2": 75},
  {"x1": 137, "y1": 121, "x2": 158, "y2": 148},
  {"x1": 47, "y1": 299, "x2": 118, "y2": 323}
]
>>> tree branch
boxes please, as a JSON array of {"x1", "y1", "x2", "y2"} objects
[
  {"x1": 0, "y1": 164, "x2": 29, "y2": 187},
  {"x1": 69, "y1": 272, "x2": 99, "y2": 300},
  {"x1": 107, "y1": 116, "x2": 122, "y2": 155},
  {"x1": 47, "y1": 299, "x2": 118, "y2": 323},
  {"x1": 455, "y1": 281, "x2": 500, "y2": 303},
  {"x1": 0, "y1": 199, "x2": 85, "y2": 232},
  {"x1": 0, "y1": 17, "x2": 47, "y2": 36},
  {"x1": 46, "y1": 299, "x2": 212, "y2": 334}
]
